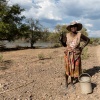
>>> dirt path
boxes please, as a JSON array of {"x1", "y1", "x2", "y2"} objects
[{"x1": 0, "y1": 46, "x2": 100, "y2": 100}]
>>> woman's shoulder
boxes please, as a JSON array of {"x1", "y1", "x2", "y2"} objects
[
  {"x1": 78, "y1": 31, "x2": 82, "y2": 34},
  {"x1": 66, "y1": 32, "x2": 71, "y2": 37},
  {"x1": 77, "y1": 32, "x2": 82, "y2": 37}
]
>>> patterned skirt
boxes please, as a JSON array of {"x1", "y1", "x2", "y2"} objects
[{"x1": 64, "y1": 51, "x2": 82, "y2": 77}]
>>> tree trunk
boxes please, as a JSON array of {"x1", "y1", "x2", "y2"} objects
[
  {"x1": 31, "y1": 39, "x2": 34, "y2": 48},
  {"x1": 30, "y1": 32, "x2": 34, "y2": 48}
]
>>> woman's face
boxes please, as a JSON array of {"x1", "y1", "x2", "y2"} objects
[{"x1": 70, "y1": 25, "x2": 77, "y2": 32}]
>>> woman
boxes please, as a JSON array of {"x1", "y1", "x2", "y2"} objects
[{"x1": 60, "y1": 21, "x2": 90, "y2": 89}]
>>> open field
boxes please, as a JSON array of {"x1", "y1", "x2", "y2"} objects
[{"x1": 0, "y1": 46, "x2": 100, "y2": 100}]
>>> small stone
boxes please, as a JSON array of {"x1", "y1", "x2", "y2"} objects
[
  {"x1": 29, "y1": 95, "x2": 33, "y2": 100},
  {"x1": 3, "y1": 84, "x2": 9, "y2": 90},
  {"x1": 77, "y1": 96, "x2": 80, "y2": 98}
]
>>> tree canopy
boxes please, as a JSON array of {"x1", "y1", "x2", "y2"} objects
[{"x1": 0, "y1": 0, "x2": 25, "y2": 41}]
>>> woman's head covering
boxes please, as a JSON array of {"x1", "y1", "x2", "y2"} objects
[{"x1": 67, "y1": 21, "x2": 82, "y2": 31}]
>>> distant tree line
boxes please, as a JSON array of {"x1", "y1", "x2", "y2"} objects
[{"x1": 89, "y1": 37, "x2": 100, "y2": 45}]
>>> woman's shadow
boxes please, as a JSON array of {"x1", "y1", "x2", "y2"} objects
[{"x1": 83, "y1": 66, "x2": 100, "y2": 91}]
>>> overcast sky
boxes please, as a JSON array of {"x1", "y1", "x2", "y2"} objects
[{"x1": 8, "y1": 0, "x2": 100, "y2": 37}]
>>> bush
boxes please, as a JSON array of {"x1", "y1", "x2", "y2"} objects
[
  {"x1": 47, "y1": 33, "x2": 60, "y2": 43},
  {"x1": 38, "y1": 53, "x2": 45, "y2": 60},
  {"x1": 0, "y1": 42, "x2": 6, "y2": 49},
  {"x1": 89, "y1": 38, "x2": 100, "y2": 45},
  {"x1": 52, "y1": 43, "x2": 61, "y2": 48},
  {"x1": 81, "y1": 47, "x2": 89, "y2": 60}
]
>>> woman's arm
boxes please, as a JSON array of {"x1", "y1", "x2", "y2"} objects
[
  {"x1": 80, "y1": 34, "x2": 90, "y2": 49},
  {"x1": 59, "y1": 33, "x2": 67, "y2": 47}
]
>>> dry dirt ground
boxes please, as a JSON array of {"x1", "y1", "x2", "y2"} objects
[{"x1": 0, "y1": 45, "x2": 100, "y2": 100}]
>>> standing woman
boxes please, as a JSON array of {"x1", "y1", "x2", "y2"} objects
[{"x1": 60, "y1": 21, "x2": 90, "y2": 88}]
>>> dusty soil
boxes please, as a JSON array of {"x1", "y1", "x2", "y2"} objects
[{"x1": 0, "y1": 45, "x2": 100, "y2": 100}]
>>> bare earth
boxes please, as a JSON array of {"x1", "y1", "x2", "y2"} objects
[{"x1": 0, "y1": 45, "x2": 100, "y2": 100}]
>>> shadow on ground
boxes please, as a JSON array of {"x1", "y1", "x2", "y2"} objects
[
  {"x1": 0, "y1": 47, "x2": 34, "y2": 52},
  {"x1": 91, "y1": 83, "x2": 97, "y2": 90},
  {"x1": 85, "y1": 66, "x2": 100, "y2": 76},
  {"x1": 0, "y1": 46, "x2": 54, "y2": 52}
]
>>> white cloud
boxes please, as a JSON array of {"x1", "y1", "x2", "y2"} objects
[
  {"x1": 34, "y1": 0, "x2": 62, "y2": 20},
  {"x1": 8, "y1": 0, "x2": 100, "y2": 21},
  {"x1": 89, "y1": 30, "x2": 100, "y2": 37},
  {"x1": 8, "y1": 0, "x2": 62, "y2": 20},
  {"x1": 85, "y1": 24, "x2": 93, "y2": 28},
  {"x1": 8, "y1": 0, "x2": 33, "y2": 9},
  {"x1": 8, "y1": 0, "x2": 100, "y2": 20}
]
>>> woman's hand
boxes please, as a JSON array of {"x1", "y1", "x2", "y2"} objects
[{"x1": 59, "y1": 33, "x2": 67, "y2": 47}]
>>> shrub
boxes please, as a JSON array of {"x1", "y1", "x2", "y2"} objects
[
  {"x1": 38, "y1": 53, "x2": 45, "y2": 60},
  {"x1": 81, "y1": 47, "x2": 89, "y2": 60},
  {"x1": 52, "y1": 43, "x2": 61, "y2": 48},
  {"x1": 89, "y1": 38, "x2": 100, "y2": 45}
]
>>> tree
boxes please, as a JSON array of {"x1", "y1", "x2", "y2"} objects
[
  {"x1": 0, "y1": 0, "x2": 7, "y2": 39},
  {"x1": 0, "y1": 0, "x2": 25, "y2": 41},
  {"x1": 40, "y1": 28, "x2": 50, "y2": 42},
  {"x1": 55, "y1": 24, "x2": 62, "y2": 33},
  {"x1": 0, "y1": 0, "x2": 7, "y2": 19},
  {"x1": 55, "y1": 24, "x2": 68, "y2": 33},
  {"x1": 26, "y1": 18, "x2": 42, "y2": 48},
  {"x1": 50, "y1": 24, "x2": 68, "y2": 43},
  {"x1": 48, "y1": 32, "x2": 60, "y2": 43}
]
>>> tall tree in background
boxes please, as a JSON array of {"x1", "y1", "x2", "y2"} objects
[
  {"x1": 0, "y1": 0, "x2": 7, "y2": 19},
  {"x1": 26, "y1": 18, "x2": 42, "y2": 48},
  {"x1": 41, "y1": 28, "x2": 50, "y2": 42},
  {"x1": 47, "y1": 32, "x2": 60, "y2": 43},
  {"x1": 0, "y1": 0, "x2": 8, "y2": 40},
  {"x1": 55, "y1": 24, "x2": 68, "y2": 34},
  {"x1": 50, "y1": 24, "x2": 69, "y2": 43},
  {"x1": 55, "y1": 24, "x2": 61, "y2": 33}
]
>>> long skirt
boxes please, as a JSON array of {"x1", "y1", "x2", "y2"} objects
[{"x1": 64, "y1": 54, "x2": 82, "y2": 78}]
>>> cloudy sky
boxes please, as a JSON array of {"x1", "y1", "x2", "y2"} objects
[{"x1": 8, "y1": 0, "x2": 100, "y2": 37}]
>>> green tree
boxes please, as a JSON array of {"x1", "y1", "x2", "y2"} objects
[
  {"x1": 61, "y1": 25, "x2": 69, "y2": 33},
  {"x1": 26, "y1": 18, "x2": 42, "y2": 48},
  {"x1": 0, "y1": 0, "x2": 7, "y2": 18},
  {"x1": 55, "y1": 24, "x2": 68, "y2": 34},
  {"x1": 55, "y1": 24, "x2": 62, "y2": 33},
  {"x1": 50, "y1": 24, "x2": 68, "y2": 44},
  {"x1": 0, "y1": 0, "x2": 25, "y2": 41},
  {"x1": 90, "y1": 37, "x2": 100, "y2": 45},
  {"x1": 48, "y1": 32, "x2": 60, "y2": 43},
  {"x1": 40, "y1": 28, "x2": 50, "y2": 42}
]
